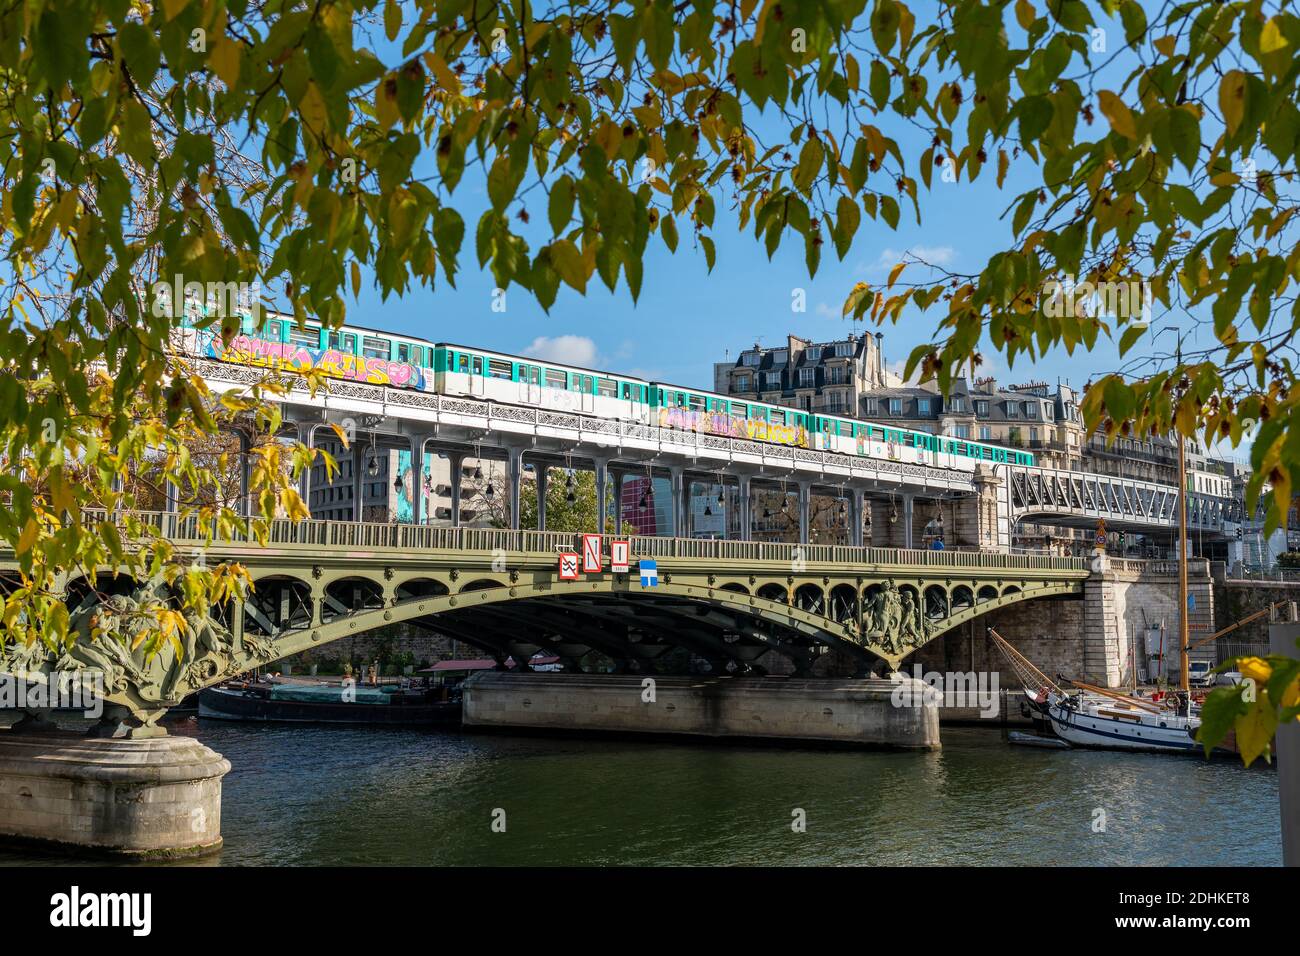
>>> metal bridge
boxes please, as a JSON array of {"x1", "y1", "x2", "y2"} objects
[
  {"x1": 1, "y1": 515, "x2": 1091, "y2": 728},
  {"x1": 1002, "y1": 463, "x2": 1239, "y2": 534}
]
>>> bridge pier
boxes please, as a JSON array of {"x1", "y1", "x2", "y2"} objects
[
  {"x1": 463, "y1": 673, "x2": 941, "y2": 750},
  {"x1": 0, "y1": 727, "x2": 229, "y2": 859}
]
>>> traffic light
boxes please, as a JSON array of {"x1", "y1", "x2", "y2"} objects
[
  {"x1": 1118, "y1": 530, "x2": 1126, "y2": 544},
  {"x1": 1236, "y1": 526, "x2": 1243, "y2": 539}
]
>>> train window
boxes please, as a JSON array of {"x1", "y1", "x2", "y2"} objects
[
  {"x1": 520, "y1": 365, "x2": 540, "y2": 385},
  {"x1": 362, "y1": 335, "x2": 389, "y2": 359},
  {"x1": 730, "y1": 402, "x2": 746, "y2": 419},
  {"x1": 454, "y1": 353, "x2": 469, "y2": 373},
  {"x1": 472, "y1": 356, "x2": 484, "y2": 375},
  {"x1": 288, "y1": 324, "x2": 319, "y2": 348},
  {"x1": 688, "y1": 394, "x2": 705, "y2": 410},
  {"x1": 488, "y1": 359, "x2": 512, "y2": 379},
  {"x1": 546, "y1": 369, "x2": 567, "y2": 389},
  {"x1": 328, "y1": 330, "x2": 355, "y2": 353},
  {"x1": 597, "y1": 378, "x2": 616, "y2": 397},
  {"x1": 396, "y1": 342, "x2": 411, "y2": 363},
  {"x1": 266, "y1": 321, "x2": 282, "y2": 340}
]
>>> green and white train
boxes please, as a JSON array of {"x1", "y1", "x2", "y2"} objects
[{"x1": 178, "y1": 315, "x2": 1036, "y2": 473}]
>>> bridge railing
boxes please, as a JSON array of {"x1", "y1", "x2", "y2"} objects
[{"x1": 108, "y1": 512, "x2": 1090, "y2": 572}]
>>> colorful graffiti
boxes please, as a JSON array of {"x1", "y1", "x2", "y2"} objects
[
  {"x1": 657, "y1": 407, "x2": 808, "y2": 448},
  {"x1": 202, "y1": 332, "x2": 434, "y2": 391},
  {"x1": 393, "y1": 450, "x2": 436, "y2": 523}
]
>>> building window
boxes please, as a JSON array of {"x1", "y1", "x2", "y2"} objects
[
  {"x1": 954, "y1": 425, "x2": 970, "y2": 439},
  {"x1": 918, "y1": 398, "x2": 931, "y2": 415},
  {"x1": 772, "y1": 349, "x2": 788, "y2": 364},
  {"x1": 975, "y1": 400, "x2": 989, "y2": 416},
  {"x1": 1006, "y1": 403, "x2": 1018, "y2": 418},
  {"x1": 1026, "y1": 403, "x2": 1039, "y2": 418},
  {"x1": 950, "y1": 397, "x2": 966, "y2": 412},
  {"x1": 889, "y1": 398, "x2": 902, "y2": 415},
  {"x1": 836, "y1": 342, "x2": 855, "y2": 357},
  {"x1": 762, "y1": 372, "x2": 780, "y2": 390},
  {"x1": 742, "y1": 351, "x2": 760, "y2": 366},
  {"x1": 805, "y1": 346, "x2": 820, "y2": 360},
  {"x1": 735, "y1": 374, "x2": 751, "y2": 391},
  {"x1": 980, "y1": 426, "x2": 992, "y2": 441},
  {"x1": 863, "y1": 399, "x2": 877, "y2": 416},
  {"x1": 798, "y1": 367, "x2": 815, "y2": 387}
]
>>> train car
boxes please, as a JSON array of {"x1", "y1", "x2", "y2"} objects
[
  {"x1": 649, "y1": 383, "x2": 814, "y2": 449},
  {"x1": 173, "y1": 309, "x2": 1035, "y2": 470},
  {"x1": 433, "y1": 343, "x2": 651, "y2": 423},
  {"x1": 174, "y1": 312, "x2": 438, "y2": 391}
]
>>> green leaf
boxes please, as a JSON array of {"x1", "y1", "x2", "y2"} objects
[{"x1": 548, "y1": 176, "x2": 575, "y2": 235}]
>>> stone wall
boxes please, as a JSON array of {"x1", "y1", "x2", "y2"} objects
[
  {"x1": 1212, "y1": 578, "x2": 1300, "y2": 658},
  {"x1": 912, "y1": 559, "x2": 1216, "y2": 689},
  {"x1": 278, "y1": 623, "x2": 473, "y2": 673}
]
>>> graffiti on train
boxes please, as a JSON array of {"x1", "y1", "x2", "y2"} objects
[
  {"x1": 201, "y1": 332, "x2": 434, "y2": 390},
  {"x1": 657, "y1": 407, "x2": 809, "y2": 447}
]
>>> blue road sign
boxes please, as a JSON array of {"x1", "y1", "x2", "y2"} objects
[{"x1": 639, "y1": 559, "x2": 658, "y2": 587}]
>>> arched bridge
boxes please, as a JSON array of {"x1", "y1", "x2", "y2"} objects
[{"x1": 1, "y1": 515, "x2": 1091, "y2": 727}]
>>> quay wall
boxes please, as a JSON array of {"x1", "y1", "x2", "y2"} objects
[{"x1": 463, "y1": 673, "x2": 941, "y2": 750}]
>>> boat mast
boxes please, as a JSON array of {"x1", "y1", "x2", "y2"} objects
[{"x1": 1177, "y1": 428, "x2": 1190, "y2": 696}]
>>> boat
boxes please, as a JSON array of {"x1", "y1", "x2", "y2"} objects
[{"x1": 198, "y1": 679, "x2": 461, "y2": 726}]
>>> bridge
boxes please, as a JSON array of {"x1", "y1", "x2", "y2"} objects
[
  {"x1": 1001, "y1": 463, "x2": 1238, "y2": 536},
  {"x1": 2, "y1": 514, "x2": 1090, "y2": 729},
  {"x1": 193, "y1": 356, "x2": 1231, "y2": 553}
]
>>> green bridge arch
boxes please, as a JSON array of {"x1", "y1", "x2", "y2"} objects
[{"x1": 0, "y1": 516, "x2": 1091, "y2": 728}]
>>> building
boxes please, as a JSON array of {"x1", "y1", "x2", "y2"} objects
[{"x1": 713, "y1": 332, "x2": 893, "y2": 416}]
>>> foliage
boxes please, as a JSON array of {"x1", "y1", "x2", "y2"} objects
[
  {"x1": 1197, "y1": 649, "x2": 1300, "y2": 765},
  {"x1": 1277, "y1": 551, "x2": 1300, "y2": 570},
  {"x1": 3, "y1": 0, "x2": 1297, "y2": 754}
]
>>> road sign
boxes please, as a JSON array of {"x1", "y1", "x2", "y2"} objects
[
  {"x1": 558, "y1": 552, "x2": 580, "y2": 580},
  {"x1": 610, "y1": 539, "x2": 630, "y2": 573},
  {"x1": 639, "y1": 559, "x2": 658, "y2": 587},
  {"x1": 581, "y1": 534, "x2": 602, "y2": 573}
]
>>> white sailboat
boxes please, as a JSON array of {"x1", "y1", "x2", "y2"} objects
[{"x1": 993, "y1": 433, "x2": 1206, "y2": 754}]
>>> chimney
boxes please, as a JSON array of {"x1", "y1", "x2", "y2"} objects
[{"x1": 875, "y1": 332, "x2": 885, "y2": 384}]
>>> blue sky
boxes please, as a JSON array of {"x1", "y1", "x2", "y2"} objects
[{"x1": 341, "y1": 2, "x2": 1236, "y2": 454}]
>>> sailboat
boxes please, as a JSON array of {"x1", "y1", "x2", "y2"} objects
[{"x1": 991, "y1": 433, "x2": 1207, "y2": 754}]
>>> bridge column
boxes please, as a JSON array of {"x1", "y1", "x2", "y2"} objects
[
  {"x1": 407, "y1": 435, "x2": 426, "y2": 526},
  {"x1": 353, "y1": 440, "x2": 367, "y2": 522},
  {"x1": 447, "y1": 452, "x2": 465, "y2": 528},
  {"x1": 298, "y1": 423, "x2": 318, "y2": 511},
  {"x1": 594, "y1": 458, "x2": 610, "y2": 535},
  {"x1": 614, "y1": 472, "x2": 626, "y2": 532},
  {"x1": 902, "y1": 493, "x2": 915, "y2": 549},
  {"x1": 738, "y1": 475, "x2": 752, "y2": 542},
  {"x1": 797, "y1": 481, "x2": 812, "y2": 546},
  {"x1": 238, "y1": 431, "x2": 251, "y2": 518},
  {"x1": 535, "y1": 463, "x2": 548, "y2": 532},
  {"x1": 507, "y1": 446, "x2": 525, "y2": 531},
  {"x1": 851, "y1": 488, "x2": 866, "y2": 547},
  {"x1": 670, "y1": 467, "x2": 686, "y2": 537}
]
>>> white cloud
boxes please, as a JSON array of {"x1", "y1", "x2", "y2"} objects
[
  {"x1": 815, "y1": 301, "x2": 839, "y2": 319},
  {"x1": 522, "y1": 335, "x2": 600, "y2": 367},
  {"x1": 874, "y1": 245, "x2": 957, "y2": 270}
]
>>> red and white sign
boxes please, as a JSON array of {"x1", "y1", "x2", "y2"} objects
[
  {"x1": 558, "y1": 552, "x2": 580, "y2": 580},
  {"x1": 581, "y1": 534, "x2": 603, "y2": 574},
  {"x1": 610, "y1": 539, "x2": 630, "y2": 573}
]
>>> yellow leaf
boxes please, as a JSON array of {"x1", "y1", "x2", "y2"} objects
[
  {"x1": 17, "y1": 519, "x2": 38, "y2": 555},
  {"x1": 887, "y1": 261, "x2": 907, "y2": 288},
  {"x1": 350, "y1": 260, "x2": 362, "y2": 299},
  {"x1": 423, "y1": 52, "x2": 461, "y2": 95},
  {"x1": 1218, "y1": 71, "x2": 1246, "y2": 136},
  {"x1": 209, "y1": 36, "x2": 242, "y2": 86},
  {"x1": 375, "y1": 76, "x2": 399, "y2": 132},
  {"x1": 1153, "y1": 35, "x2": 1176, "y2": 57},
  {"x1": 1097, "y1": 91, "x2": 1138, "y2": 140},
  {"x1": 1235, "y1": 702, "x2": 1277, "y2": 766},
  {"x1": 298, "y1": 81, "x2": 329, "y2": 134},
  {"x1": 1015, "y1": 0, "x2": 1036, "y2": 30},
  {"x1": 1260, "y1": 18, "x2": 1289, "y2": 54}
]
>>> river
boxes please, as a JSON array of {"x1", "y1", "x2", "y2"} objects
[{"x1": 9, "y1": 718, "x2": 1272, "y2": 866}]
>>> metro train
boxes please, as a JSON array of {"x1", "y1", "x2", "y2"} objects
[{"x1": 174, "y1": 313, "x2": 1036, "y2": 473}]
